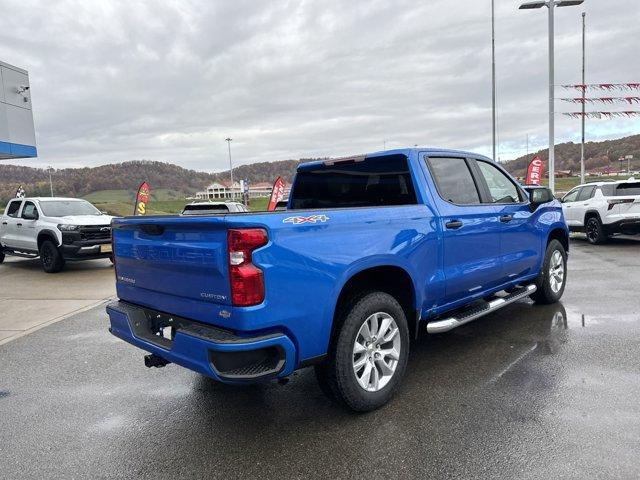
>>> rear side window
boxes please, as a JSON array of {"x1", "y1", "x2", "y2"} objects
[
  {"x1": 182, "y1": 204, "x2": 230, "y2": 215},
  {"x1": 427, "y1": 157, "x2": 480, "y2": 205},
  {"x1": 6, "y1": 200, "x2": 22, "y2": 217},
  {"x1": 290, "y1": 154, "x2": 417, "y2": 209},
  {"x1": 616, "y1": 182, "x2": 640, "y2": 196},
  {"x1": 577, "y1": 185, "x2": 596, "y2": 201},
  {"x1": 599, "y1": 185, "x2": 615, "y2": 196}
]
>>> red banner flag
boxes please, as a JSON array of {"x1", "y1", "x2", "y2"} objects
[
  {"x1": 134, "y1": 181, "x2": 150, "y2": 215},
  {"x1": 267, "y1": 177, "x2": 286, "y2": 211},
  {"x1": 525, "y1": 156, "x2": 545, "y2": 185}
]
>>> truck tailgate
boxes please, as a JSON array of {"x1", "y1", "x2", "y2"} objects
[{"x1": 112, "y1": 216, "x2": 231, "y2": 307}]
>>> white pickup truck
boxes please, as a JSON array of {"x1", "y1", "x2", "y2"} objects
[{"x1": 0, "y1": 197, "x2": 114, "y2": 273}]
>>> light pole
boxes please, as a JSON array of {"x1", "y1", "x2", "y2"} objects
[
  {"x1": 519, "y1": 0, "x2": 585, "y2": 193},
  {"x1": 225, "y1": 138, "x2": 234, "y2": 199},
  {"x1": 491, "y1": 0, "x2": 496, "y2": 162},
  {"x1": 580, "y1": 11, "x2": 586, "y2": 185},
  {"x1": 47, "y1": 165, "x2": 54, "y2": 197}
]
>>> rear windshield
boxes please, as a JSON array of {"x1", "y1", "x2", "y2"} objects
[
  {"x1": 615, "y1": 182, "x2": 640, "y2": 196},
  {"x1": 182, "y1": 204, "x2": 230, "y2": 215},
  {"x1": 290, "y1": 154, "x2": 417, "y2": 209}
]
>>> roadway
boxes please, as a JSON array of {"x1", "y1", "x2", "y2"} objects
[{"x1": 0, "y1": 237, "x2": 638, "y2": 479}]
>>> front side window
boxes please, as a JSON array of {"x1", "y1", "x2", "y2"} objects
[
  {"x1": 6, "y1": 200, "x2": 22, "y2": 217},
  {"x1": 427, "y1": 157, "x2": 480, "y2": 205},
  {"x1": 290, "y1": 154, "x2": 417, "y2": 209},
  {"x1": 21, "y1": 202, "x2": 39, "y2": 219},
  {"x1": 476, "y1": 161, "x2": 521, "y2": 204},
  {"x1": 562, "y1": 189, "x2": 580, "y2": 203},
  {"x1": 39, "y1": 200, "x2": 101, "y2": 217}
]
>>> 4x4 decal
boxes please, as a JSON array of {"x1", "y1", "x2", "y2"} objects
[{"x1": 283, "y1": 214, "x2": 330, "y2": 225}]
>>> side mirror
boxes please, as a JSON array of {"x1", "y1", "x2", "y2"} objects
[{"x1": 525, "y1": 186, "x2": 554, "y2": 212}]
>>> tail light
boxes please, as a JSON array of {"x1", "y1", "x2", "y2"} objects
[
  {"x1": 227, "y1": 228, "x2": 268, "y2": 306},
  {"x1": 607, "y1": 198, "x2": 634, "y2": 210}
]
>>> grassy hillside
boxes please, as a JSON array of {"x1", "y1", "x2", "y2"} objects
[{"x1": 503, "y1": 134, "x2": 640, "y2": 177}]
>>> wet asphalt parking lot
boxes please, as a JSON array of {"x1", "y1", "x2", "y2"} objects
[{"x1": 1, "y1": 236, "x2": 639, "y2": 479}]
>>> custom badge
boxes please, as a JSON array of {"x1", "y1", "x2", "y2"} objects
[{"x1": 283, "y1": 214, "x2": 330, "y2": 225}]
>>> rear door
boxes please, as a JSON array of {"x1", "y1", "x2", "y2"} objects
[
  {"x1": 472, "y1": 159, "x2": 540, "y2": 283},
  {"x1": 575, "y1": 185, "x2": 596, "y2": 226},
  {"x1": 424, "y1": 156, "x2": 502, "y2": 305},
  {"x1": 1, "y1": 200, "x2": 23, "y2": 248}
]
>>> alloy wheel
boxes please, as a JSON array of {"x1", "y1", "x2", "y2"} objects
[
  {"x1": 352, "y1": 312, "x2": 401, "y2": 392},
  {"x1": 549, "y1": 250, "x2": 565, "y2": 294}
]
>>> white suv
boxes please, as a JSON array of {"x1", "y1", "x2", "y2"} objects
[
  {"x1": 561, "y1": 178, "x2": 640, "y2": 244},
  {"x1": 0, "y1": 197, "x2": 114, "y2": 273}
]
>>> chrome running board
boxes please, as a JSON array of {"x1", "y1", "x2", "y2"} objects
[{"x1": 426, "y1": 284, "x2": 537, "y2": 334}]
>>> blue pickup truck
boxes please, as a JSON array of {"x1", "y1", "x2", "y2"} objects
[{"x1": 107, "y1": 148, "x2": 568, "y2": 411}]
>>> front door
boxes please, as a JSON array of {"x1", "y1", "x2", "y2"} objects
[
  {"x1": 560, "y1": 187, "x2": 581, "y2": 226},
  {"x1": 14, "y1": 201, "x2": 39, "y2": 251},
  {"x1": 423, "y1": 156, "x2": 503, "y2": 307},
  {"x1": 473, "y1": 159, "x2": 540, "y2": 283}
]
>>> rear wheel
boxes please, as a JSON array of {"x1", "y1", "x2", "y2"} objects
[
  {"x1": 315, "y1": 291, "x2": 410, "y2": 412},
  {"x1": 0, "y1": 249, "x2": 4, "y2": 264},
  {"x1": 40, "y1": 240, "x2": 65, "y2": 273},
  {"x1": 531, "y1": 239, "x2": 567, "y2": 305},
  {"x1": 585, "y1": 216, "x2": 607, "y2": 245}
]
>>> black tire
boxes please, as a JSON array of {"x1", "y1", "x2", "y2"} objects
[
  {"x1": 585, "y1": 216, "x2": 607, "y2": 245},
  {"x1": 40, "y1": 240, "x2": 65, "y2": 273},
  {"x1": 314, "y1": 291, "x2": 410, "y2": 412},
  {"x1": 0, "y1": 249, "x2": 4, "y2": 264},
  {"x1": 531, "y1": 239, "x2": 567, "y2": 305}
]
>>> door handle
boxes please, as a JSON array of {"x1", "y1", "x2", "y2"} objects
[
  {"x1": 499, "y1": 215, "x2": 513, "y2": 223},
  {"x1": 1, "y1": 222, "x2": 7, "y2": 225},
  {"x1": 445, "y1": 220, "x2": 463, "y2": 230},
  {"x1": 16, "y1": 223, "x2": 23, "y2": 227}
]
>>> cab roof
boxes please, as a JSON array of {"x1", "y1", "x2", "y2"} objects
[
  {"x1": 297, "y1": 147, "x2": 492, "y2": 171},
  {"x1": 12, "y1": 197, "x2": 87, "y2": 202}
]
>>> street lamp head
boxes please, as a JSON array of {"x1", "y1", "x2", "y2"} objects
[
  {"x1": 519, "y1": 1, "x2": 547, "y2": 9},
  {"x1": 225, "y1": 137, "x2": 232, "y2": 142},
  {"x1": 557, "y1": 0, "x2": 584, "y2": 7}
]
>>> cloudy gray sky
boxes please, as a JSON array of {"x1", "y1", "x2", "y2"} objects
[{"x1": 1, "y1": 0, "x2": 639, "y2": 171}]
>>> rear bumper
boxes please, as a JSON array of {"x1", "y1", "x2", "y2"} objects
[
  {"x1": 604, "y1": 218, "x2": 640, "y2": 235},
  {"x1": 106, "y1": 301, "x2": 296, "y2": 383}
]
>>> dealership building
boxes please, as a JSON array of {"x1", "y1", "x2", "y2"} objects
[{"x1": 0, "y1": 60, "x2": 37, "y2": 160}]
